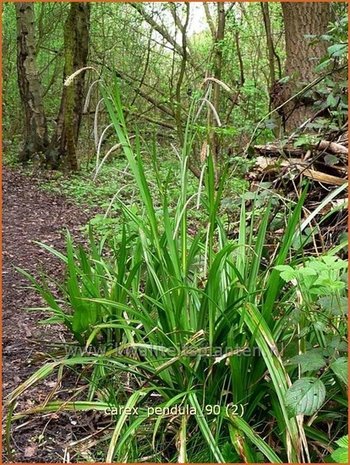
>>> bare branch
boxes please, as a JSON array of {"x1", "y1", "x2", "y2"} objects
[
  {"x1": 130, "y1": 3, "x2": 196, "y2": 68},
  {"x1": 203, "y1": 3, "x2": 216, "y2": 39}
]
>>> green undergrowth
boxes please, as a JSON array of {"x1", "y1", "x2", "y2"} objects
[
  {"x1": 6, "y1": 79, "x2": 348, "y2": 463},
  {"x1": 40, "y1": 154, "x2": 248, "y2": 241}
]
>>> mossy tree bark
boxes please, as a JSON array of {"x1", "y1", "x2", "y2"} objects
[
  {"x1": 275, "y1": 2, "x2": 330, "y2": 133},
  {"x1": 47, "y1": 3, "x2": 90, "y2": 170},
  {"x1": 15, "y1": 2, "x2": 49, "y2": 163}
]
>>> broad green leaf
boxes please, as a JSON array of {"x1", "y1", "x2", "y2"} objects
[
  {"x1": 288, "y1": 351, "x2": 326, "y2": 374},
  {"x1": 326, "y1": 93, "x2": 339, "y2": 108},
  {"x1": 285, "y1": 377, "x2": 326, "y2": 416},
  {"x1": 274, "y1": 265, "x2": 296, "y2": 282},
  {"x1": 330, "y1": 357, "x2": 348, "y2": 386}
]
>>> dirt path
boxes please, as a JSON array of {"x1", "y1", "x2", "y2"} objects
[{"x1": 2, "y1": 167, "x2": 93, "y2": 462}]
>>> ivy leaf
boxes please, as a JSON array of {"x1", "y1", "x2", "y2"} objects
[
  {"x1": 330, "y1": 357, "x2": 348, "y2": 386},
  {"x1": 285, "y1": 377, "x2": 326, "y2": 417}
]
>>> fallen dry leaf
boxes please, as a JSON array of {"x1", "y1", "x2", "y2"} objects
[{"x1": 24, "y1": 445, "x2": 37, "y2": 458}]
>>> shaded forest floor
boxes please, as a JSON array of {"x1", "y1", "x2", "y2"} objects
[{"x1": 2, "y1": 167, "x2": 96, "y2": 462}]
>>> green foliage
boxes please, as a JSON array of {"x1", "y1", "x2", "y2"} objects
[
  {"x1": 275, "y1": 256, "x2": 347, "y2": 298},
  {"x1": 41, "y1": 150, "x2": 248, "y2": 243},
  {"x1": 308, "y1": 11, "x2": 348, "y2": 133},
  {"x1": 331, "y1": 436, "x2": 348, "y2": 463},
  {"x1": 330, "y1": 358, "x2": 348, "y2": 387},
  {"x1": 4, "y1": 3, "x2": 348, "y2": 461},
  {"x1": 3, "y1": 1, "x2": 281, "y2": 167},
  {"x1": 285, "y1": 377, "x2": 326, "y2": 417},
  {"x1": 7, "y1": 81, "x2": 348, "y2": 463}
]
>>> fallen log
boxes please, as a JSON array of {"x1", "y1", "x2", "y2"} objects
[{"x1": 254, "y1": 156, "x2": 347, "y2": 186}]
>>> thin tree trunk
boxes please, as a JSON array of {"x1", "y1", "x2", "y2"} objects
[
  {"x1": 260, "y1": 2, "x2": 275, "y2": 88},
  {"x1": 15, "y1": 2, "x2": 48, "y2": 163},
  {"x1": 234, "y1": 29, "x2": 245, "y2": 87},
  {"x1": 210, "y1": 2, "x2": 225, "y2": 181},
  {"x1": 174, "y1": 3, "x2": 190, "y2": 145},
  {"x1": 47, "y1": 3, "x2": 90, "y2": 170}
]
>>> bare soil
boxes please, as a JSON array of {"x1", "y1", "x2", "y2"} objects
[{"x1": 2, "y1": 167, "x2": 97, "y2": 462}]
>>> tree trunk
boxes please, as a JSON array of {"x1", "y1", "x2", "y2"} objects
[
  {"x1": 174, "y1": 3, "x2": 190, "y2": 146},
  {"x1": 15, "y1": 2, "x2": 48, "y2": 163},
  {"x1": 209, "y1": 2, "x2": 225, "y2": 182},
  {"x1": 276, "y1": 2, "x2": 330, "y2": 133},
  {"x1": 261, "y1": 2, "x2": 275, "y2": 89},
  {"x1": 47, "y1": 3, "x2": 90, "y2": 170}
]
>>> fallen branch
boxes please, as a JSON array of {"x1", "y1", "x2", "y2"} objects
[
  {"x1": 254, "y1": 144, "x2": 304, "y2": 157},
  {"x1": 254, "y1": 140, "x2": 348, "y2": 157},
  {"x1": 255, "y1": 156, "x2": 347, "y2": 186},
  {"x1": 302, "y1": 169, "x2": 347, "y2": 186},
  {"x1": 317, "y1": 140, "x2": 348, "y2": 155}
]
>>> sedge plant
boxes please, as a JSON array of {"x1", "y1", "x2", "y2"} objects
[{"x1": 6, "y1": 78, "x2": 347, "y2": 463}]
